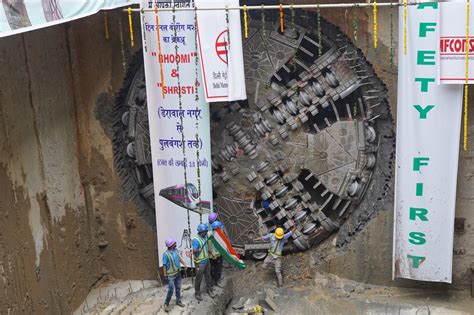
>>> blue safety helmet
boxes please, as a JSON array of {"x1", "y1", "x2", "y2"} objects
[
  {"x1": 211, "y1": 221, "x2": 220, "y2": 230},
  {"x1": 197, "y1": 223, "x2": 208, "y2": 233}
]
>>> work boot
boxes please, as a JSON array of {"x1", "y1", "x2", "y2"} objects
[
  {"x1": 164, "y1": 304, "x2": 171, "y2": 313},
  {"x1": 176, "y1": 300, "x2": 185, "y2": 307},
  {"x1": 195, "y1": 293, "x2": 203, "y2": 301}
]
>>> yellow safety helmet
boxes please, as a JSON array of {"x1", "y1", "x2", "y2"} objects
[{"x1": 275, "y1": 227, "x2": 284, "y2": 240}]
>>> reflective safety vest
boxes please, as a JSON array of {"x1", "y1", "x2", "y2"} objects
[
  {"x1": 164, "y1": 251, "x2": 179, "y2": 276},
  {"x1": 268, "y1": 237, "x2": 283, "y2": 257},
  {"x1": 193, "y1": 236, "x2": 209, "y2": 264},
  {"x1": 207, "y1": 231, "x2": 221, "y2": 259}
]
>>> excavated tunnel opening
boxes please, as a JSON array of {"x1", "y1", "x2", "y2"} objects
[{"x1": 112, "y1": 9, "x2": 395, "y2": 259}]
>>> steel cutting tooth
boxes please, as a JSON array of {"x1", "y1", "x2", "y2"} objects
[
  {"x1": 285, "y1": 99, "x2": 298, "y2": 115},
  {"x1": 299, "y1": 91, "x2": 311, "y2": 106},
  {"x1": 126, "y1": 142, "x2": 135, "y2": 158},
  {"x1": 256, "y1": 161, "x2": 270, "y2": 173},
  {"x1": 266, "y1": 173, "x2": 279, "y2": 185},
  {"x1": 366, "y1": 154, "x2": 376, "y2": 169},
  {"x1": 269, "y1": 200, "x2": 281, "y2": 210},
  {"x1": 247, "y1": 171, "x2": 258, "y2": 182},
  {"x1": 284, "y1": 197, "x2": 298, "y2": 209},
  {"x1": 254, "y1": 181, "x2": 265, "y2": 191},
  {"x1": 301, "y1": 192, "x2": 312, "y2": 202},
  {"x1": 303, "y1": 222, "x2": 318, "y2": 234},
  {"x1": 275, "y1": 185, "x2": 289, "y2": 198},
  {"x1": 295, "y1": 209, "x2": 309, "y2": 221},
  {"x1": 293, "y1": 181, "x2": 304, "y2": 192},
  {"x1": 365, "y1": 126, "x2": 377, "y2": 143},
  {"x1": 270, "y1": 134, "x2": 279, "y2": 146}
]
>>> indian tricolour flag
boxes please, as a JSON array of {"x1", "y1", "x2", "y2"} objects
[{"x1": 210, "y1": 228, "x2": 246, "y2": 270}]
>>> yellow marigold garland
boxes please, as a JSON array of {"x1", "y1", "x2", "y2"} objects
[
  {"x1": 373, "y1": 0, "x2": 377, "y2": 48},
  {"x1": 279, "y1": 2, "x2": 284, "y2": 33},
  {"x1": 155, "y1": 5, "x2": 165, "y2": 98},
  {"x1": 128, "y1": 7, "x2": 135, "y2": 47},
  {"x1": 243, "y1": 5, "x2": 248, "y2": 39}
]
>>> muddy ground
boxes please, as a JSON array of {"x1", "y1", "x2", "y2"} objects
[{"x1": 228, "y1": 255, "x2": 474, "y2": 314}]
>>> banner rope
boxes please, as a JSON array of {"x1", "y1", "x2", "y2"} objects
[
  {"x1": 390, "y1": 1, "x2": 394, "y2": 68},
  {"x1": 171, "y1": 8, "x2": 193, "y2": 270},
  {"x1": 291, "y1": 3, "x2": 295, "y2": 32},
  {"x1": 193, "y1": 3, "x2": 203, "y2": 224},
  {"x1": 191, "y1": 1, "x2": 198, "y2": 279},
  {"x1": 465, "y1": 0, "x2": 470, "y2": 151},
  {"x1": 373, "y1": 0, "x2": 377, "y2": 48},
  {"x1": 352, "y1": 3, "x2": 359, "y2": 46},
  {"x1": 226, "y1": 6, "x2": 231, "y2": 50},
  {"x1": 243, "y1": 5, "x2": 248, "y2": 39},
  {"x1": 140, "y1": 9, "x2": 147, "y2": 52},
  {"x1": 403, "y1": 0, "x2": 407, "y2": 55},
  {"x1": 128, "y1": 7, "x2": 135, "y2": 47},
  {"x1": 118, "y1": 15, "x2": 126, "y2": 73},
  {"x1": 155, "y1": 6, "x2": 166, "y2": 98},
  {"x1": 104, "y1": 11, "x2": 109, "y2": 40},
  {"x1": 131, "y1": 1, "x2": 429, "y2": 12},
  {"x1": 317, "y1": 5, "x2": 322, "y2": 57}
]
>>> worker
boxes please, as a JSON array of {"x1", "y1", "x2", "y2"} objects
[
  {"x1": 255, "y1": 226, "x2": 296, "y2": 287},
  {"x1": 193, "y1": 223, "x2": 215, "y2": 301},
  {"x1": 208, "y1": 221, "x2": 224, "y2": 287},
  {"x1": 162, "y1": 237, "x2": 187, "y2": 313},
  {"x1": 208, "y1": 212, "x2": 225, "y2": 233}
]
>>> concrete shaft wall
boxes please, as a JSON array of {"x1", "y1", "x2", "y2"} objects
[
  {"x1": 0, "y1": 3, "x2": 473, "y2": 313},
  {"x1": 0, "y1": 10, "x2": 157, "y2": 313}
]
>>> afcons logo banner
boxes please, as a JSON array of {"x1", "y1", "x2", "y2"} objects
[{"x1": 438, "y1": 1, "x2": 474, "y2": 84}]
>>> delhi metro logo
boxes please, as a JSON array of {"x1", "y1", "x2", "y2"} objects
[{"x1": 215, "y1": 30, "x2": 229, "y2": 64}]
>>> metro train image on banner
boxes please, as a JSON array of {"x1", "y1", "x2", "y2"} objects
[{"x1": 159, "y1": 183, "x2": 211, "y2": 215}]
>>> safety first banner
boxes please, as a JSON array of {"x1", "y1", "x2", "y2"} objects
[
  {"x1": 438, "y1": 1, "x2": 474, "y2": 84},
  {"x1": 393, "y1": 2, "x2": 463, "y2": 283},
  {"x1": 195, "y1": 0, "x2": 246, "y2": 102},
  {"x1": 0, "y1": 0, "x2": 138, "y2": 38},
  {"x1": 141, "y1": 0, "x2": 212, "y2": 267}
]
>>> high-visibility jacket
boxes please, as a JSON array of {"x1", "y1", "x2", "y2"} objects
[
  {"x1": 269, "y1": 237, "x2": 283, "y2": 257},
  {"x1": 193, "y1": 236, "x2": 209, "y2": 264},
  {"x1": 163, "y1": 250, "x2": 180, "y2": 276}
]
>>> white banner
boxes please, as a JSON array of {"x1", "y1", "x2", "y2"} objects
[
  {"x1": 0, "y1": 0, "x2": 138, "y2": 38},
  {"x1": 438, "y1": 1, "x2": 474, "y2": 84},
  {"x1": 195, "y1": 0, "x2": 247, "y2": 102},
  {"x1": 393, "y1": 3, "x2": 463, "y2": 283},
  {"x1": 141, "y1": 0, "x2": 212, "y2": 267}
]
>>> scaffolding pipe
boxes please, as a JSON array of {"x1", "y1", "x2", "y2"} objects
[{"x1": 125, "y1": 1, "x2": 426, "y2": 12}]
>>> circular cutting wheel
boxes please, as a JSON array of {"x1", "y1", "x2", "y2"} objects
[{"x1": 112, "y1": 9, "x2": 395, "y2": 253}]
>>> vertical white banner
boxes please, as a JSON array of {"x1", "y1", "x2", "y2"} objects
[
  {"x1": 195, "y1": 0, "x2": 247, "y2": 102},
  {"x1": 393, "y1": 3, "x2": 463, "y2": 282},
  {"x1": 141, "y1": 0, "x2": 212, "y2": 267}
]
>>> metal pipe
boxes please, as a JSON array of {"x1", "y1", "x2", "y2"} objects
[{"x1": 125, "y1": 1, "x2": 428, "y2": 12}]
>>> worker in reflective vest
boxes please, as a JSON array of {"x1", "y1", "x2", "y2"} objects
[
  {"x1": 208, "y1": 213, "x2": 225, "y2": 287},
  {"x1": 255, "y1": 226, "x2": 296, "y2": 287},
  {"x1": 162, "y1": 237, "x2": 187, "y2": 312},
  {"x1": 193, "y1": 223, "x2": 215, "y2": 301}
]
